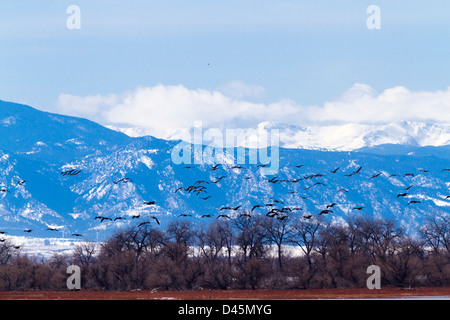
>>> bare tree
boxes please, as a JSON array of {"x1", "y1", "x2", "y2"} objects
[
  {"x1": 288, "y1": 217, "x2": 323, "y2": 288},
  {"x1": 71, "y1": 242, "x2": 97, "y2": 267},
  {"x1": 196, "y1": 220, "x2": 234, "y2": 289},
  {"x1": 233, "y1": 215, "x2": 267, "y2": 263},
  {"x1": 0, "y1": 239, "x2": 20, "y2": 266},
  {"x1": 420, "y1": 215, "x2": 450, "y2": 255},
  {"x1": 166, "y1": 220, "x2": 196, "y2": 247},
  {"x1": 262, "y1": 216, "x2": 292, "y2": 270}
]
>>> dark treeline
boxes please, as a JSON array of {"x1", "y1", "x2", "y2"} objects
[{"x1": 0, "y1": 214, "x2": 448, "y2": 291}]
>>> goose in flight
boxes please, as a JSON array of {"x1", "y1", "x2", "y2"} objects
[
  {"x1": 251, "y1": 205, "x2": 264, "y2": 211},
  {"x1": 95, "y1": 216, "x2": 112, "y2": 223},
  {"x1": 217, "y1": 214, "x2": 230, "y2": 219},
  {"x1": 201, "y1": 196, "x2": 212, "y2": 200},
  {"x1": 330, "y1": 167, "x2": 340, "y2": 174},
  {"x1": 442, "y1": 168, "x2": 450, "y2": 172},
  {"x1": 397, "y1": 192, "x2": 409, "y2": 198},
  {"x1": 336, "y1": 188, "x2": 348, "y2": 193},
  {"x1": 72, "y1": 233, "x2": 83, "y2": 237},
  {"x1": 131, "y1": 214, "x2": 140, "y2": 219},
  {"x1": 179, "y1": 213, "x2": 192, "y2": 217},
  {"x1": 212, "y1": 176, "x2": 226, "y2": 184},
  {"x1": 221, "y1": 205, "x2": 241, "y2": 211},
  {"x1": 114, "y1": 177, "x2": 132, "y2": 184},
  {"x1": 175, "y1": 187, "x2": 186, "y2": 193},
  {"x1": 304, "y1": 182, "x2": 326, "y2": 190},
  {"x1": 151, "y1": 216, "x2": 160, "y2": 225},
  {"x1": 346, "y1": 166, "x2": 362, "y2": 177},
  {"x1": 267, "y1": 176, "x2": 278, "y2": 183},
  {"x1": 138, "y1": 221, "x2": 150, "y2": 227},
  {"x1": 344, "y1": 173, "x2": 355, "y2": 177},
  {"x1": 369, "y1": 173, "x2": 382, "y2": 180},
  {"x1": 46, "y1": 227, "x2": 59, "y2": 231},
  {"x1": 114, "y1": 217, "x2": 125, "y2": 221},
  {"x1": 326, "y1": 203, "x2": 337, "y2": 209},
  {"x1": 195, "y1": 189, "x2": 207, "y2": 196},
  {"x1": 266, "y1": 212, "x2": 279, "y2": 218},
  {"x1": 24, "y1": 229, "x2": 32, "y2": 233},
  {"x1": 319, "y1": 209, "x2": 333, "y2": 215},
  {"x1": 61, "y1": 169, "x2": 82, "y2": 176},
  {"x1": 211, "y1": 164, "x2": 220, "y2": 170},
  {"x1": 352, "y1": 206, "x2": 365, "y2": 211},
  {"x1": 408, "y1": 200, "x2": 421, "y2": 205},
  {"x1": 194, "y1": 180, "x2": 209, "y2": 185},
  {"x1": 17, "y1": 180, "x2": 26, "y2": 185},
  {"x1": 144, "y1": 201, "x2": 156, "y2": 205},
  {"x1": 201, "y1": 214, "x2": 212, "y2": 218}
]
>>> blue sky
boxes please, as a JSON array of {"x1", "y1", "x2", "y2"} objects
[{"x1": 1, "y1": 1, "x2": 450, "y2": 136}]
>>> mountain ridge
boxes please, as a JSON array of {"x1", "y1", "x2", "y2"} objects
[
  {"x1": 156, "y1": 120, "x2": 450, "y2": 151},
  {"x1": 0, "y1": 99, "x2": 449, "y2": 240}
]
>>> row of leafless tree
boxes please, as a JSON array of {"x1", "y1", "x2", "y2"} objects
[{"x1": 0, "y1": 214, "x2": 448, "y2": 290}]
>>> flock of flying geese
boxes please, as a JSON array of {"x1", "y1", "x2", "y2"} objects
[
  {"x1": 0, "y1": 169, "x2": 163, "y2": 239},
  {"x1": 0, "y1": 164, "x2": 449, "y2": 239},
  {"x1": 172, "y1": 164, "x2": 450, "y2": 221}
]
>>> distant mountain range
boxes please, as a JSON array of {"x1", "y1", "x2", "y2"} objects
[
  {"x1": 0, "y1": 99, "x2": 449, "y2": 240},
  {"x1": 157, "y1": 121, "x2": 450, "y2": 151}
]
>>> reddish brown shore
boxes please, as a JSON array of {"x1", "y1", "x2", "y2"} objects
[{"x1": 0, "y1": 287, "x2": 449, "y2": 300}]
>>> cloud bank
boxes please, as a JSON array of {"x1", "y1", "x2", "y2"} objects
[{"x1": 55, "y1": 82, "x2": 450, "y2": 139}]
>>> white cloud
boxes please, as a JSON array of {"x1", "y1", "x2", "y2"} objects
[
  {"x1": 56, "y1": 83, "x2": 300, "y2": 138},
  {"x1": 56, "y1": 93, "x2": 118, "y2": 122},
  {"x1": 308, "y1": 84, "x2": 450, "y2": 125},
  {"x1": 217, "y1": 80, "x2": 266, "y2": 100},
  {"x1": 55, "y1": 83, "x2": 450, "y2": 139}
]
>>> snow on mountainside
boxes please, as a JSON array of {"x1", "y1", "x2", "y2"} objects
[
  {"x1": 162, "y1": 121, "x2": 450, "y2": 151},
  {"x1": 0, "y1": 99, "x2": 449, "y2": 242}
]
